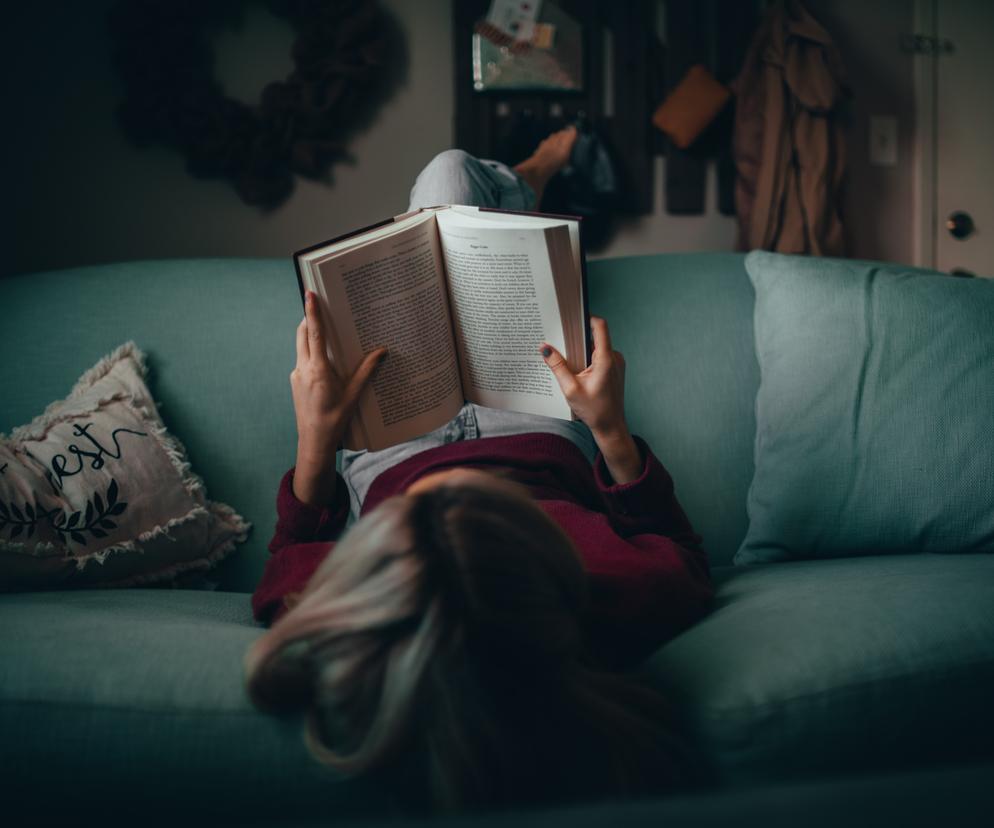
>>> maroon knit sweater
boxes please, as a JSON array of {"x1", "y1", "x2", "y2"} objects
[{"x1": 252, "y1": 433, "x2": 714, "y2": 666}]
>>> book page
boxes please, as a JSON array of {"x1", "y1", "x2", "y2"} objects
[
  {"x1": 445, "y1": 206, "x2": 587, "y2": 368},
  {"x1": 304, "y1": 216, "x2": 464, "y2": 451},
  {"x1": 435, "y1": 210, "x2": 574, "y2": 419},
  {"x1": 447, "y1": 205, "x2": 583, "y2": 293}
]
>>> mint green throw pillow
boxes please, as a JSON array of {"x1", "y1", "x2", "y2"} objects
[{"x1": 737, "y1": 251, "x2": 994, "y2": 565}]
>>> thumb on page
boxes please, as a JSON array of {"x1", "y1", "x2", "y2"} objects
[
  {"x1": 539, "y1": 343, "x2": 578, "y2": 398},
  {"x1": 345, "y1": 347, "x2": 388, "y2": 403}
]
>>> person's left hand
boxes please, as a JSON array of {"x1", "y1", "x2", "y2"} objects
[
  {"x1": 292, "y1": 290, "x2": 386, "y2": 506},
  {"x1": 540, "y1": 316, "x2": 643, "y2": 484},
  {"x1": 539, "y1": 316, "x2": 627, "y2": 439}
]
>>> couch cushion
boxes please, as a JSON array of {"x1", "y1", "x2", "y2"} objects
[
  {"x1": 738, "y1": 251, "x2": 994, "y2": 564},
  {"x1": 643, "y1": 553, "x2": 994, "y2": 785},
  {"x1": 0, "y1": 589, "x2": 397, "y2": 818}
]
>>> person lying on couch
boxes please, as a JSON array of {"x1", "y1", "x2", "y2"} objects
[{"x1": 244, "y1": 133, "x2": 715, "y2": 812}]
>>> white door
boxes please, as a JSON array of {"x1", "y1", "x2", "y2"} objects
[{"x1": 933, "y1": 0, "x2": 994, "y2": 278}]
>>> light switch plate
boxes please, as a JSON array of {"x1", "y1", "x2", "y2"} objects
[{"x1": 870, "y1": 116, "x2": 898, "y2": 166}]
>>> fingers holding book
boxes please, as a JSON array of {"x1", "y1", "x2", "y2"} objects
[
  {"x1": 291, "y1": 291, "x2": 387, "y2": 506},
  {"x1": 540, "y1": 316, "x2": 642, "y2": 484},
  {"x1": 299, "y1": 290, "x2": 387, "y2": 384},
  {"x1": 296, "y1": 288, "x2": 332, "y2": 365}
]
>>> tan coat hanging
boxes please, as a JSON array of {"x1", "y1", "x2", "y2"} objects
[{"x1": 732, "y1": 0, "x2": 849, "y2": 256}]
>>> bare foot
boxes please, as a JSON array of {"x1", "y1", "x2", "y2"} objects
[{"x1": 513, "y1": 125, "x2": 578, "y2": 207}]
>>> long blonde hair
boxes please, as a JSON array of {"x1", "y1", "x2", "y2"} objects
[{"x1": 244, "y1": 480, "x2": 701, "y2": 810}]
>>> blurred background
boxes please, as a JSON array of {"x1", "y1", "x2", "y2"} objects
[{"x1": 2, "y1": 0, "x2": 990, "y2": 276}]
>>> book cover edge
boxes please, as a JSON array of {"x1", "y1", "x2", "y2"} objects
[{"x1": 292, "y1": 215, "x2": 400, "y2": 265}]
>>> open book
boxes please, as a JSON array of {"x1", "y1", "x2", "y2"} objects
[{"x1": 294, "y1": 205, "x2": 589, "y2": 451}]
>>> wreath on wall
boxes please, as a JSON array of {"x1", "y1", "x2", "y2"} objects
[{"x1": 109, "y1": 0, "x2": 404, "y2": 209}]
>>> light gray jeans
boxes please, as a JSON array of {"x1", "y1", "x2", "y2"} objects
[
  {"x1": 406, "y1": 149, "x2": 537, "y2": 213},
  {"x1": 340, "y1": 150, "x2": 594, "y2": 519}
]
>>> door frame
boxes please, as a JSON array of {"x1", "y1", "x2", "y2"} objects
[{"x1": 912, "y1": 0, "x2": 937, "y2": 269}]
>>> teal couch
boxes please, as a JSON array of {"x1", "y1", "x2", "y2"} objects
[{"x1": 2, "y1": 255, "x2": 993, "y2": 825}]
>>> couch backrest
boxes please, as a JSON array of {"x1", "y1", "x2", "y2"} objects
[
  {"x1": 1, "y1": 259, "x2": 300, "y2": 592},
  {"x1": 587, "y1": 254, "x2": 759, "y2": 568},
  {"x1": 0, "y1": 254, "x2": 758, "y2": 590}
]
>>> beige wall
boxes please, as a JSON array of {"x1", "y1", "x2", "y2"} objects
[
  {"x1": 806, "y1": 0, "x2": 917, "y2": 266},
  {"x1": 5, "y1": 0, "x2": 917, "y2": 277},
  {"x1": 5, "y1": 0, "x2": 454, "y2": 277}
]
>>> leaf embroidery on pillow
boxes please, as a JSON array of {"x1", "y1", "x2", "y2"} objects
[
  {"x1": 0, "y1": 499, "x2": 51, "y2": 540},
  {"x1": 1, "y1": 479, "x2": 128, "y2": 547}
]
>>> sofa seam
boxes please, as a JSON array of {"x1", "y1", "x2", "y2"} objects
[
  {"x1": 0, "y1": 697, "x2": 263, "y2": 718},
  {"x1": 700, "y1": 655, "x2": 994, "y2": 722}
]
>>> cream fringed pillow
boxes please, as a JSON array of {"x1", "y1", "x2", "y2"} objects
[{"x1": 0, "y1": 343, "x2": 250, "y2": 590}]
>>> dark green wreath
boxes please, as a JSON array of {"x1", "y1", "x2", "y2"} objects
[{"x1": 109, "y1": 0, "x2": 404, "y2": 208}]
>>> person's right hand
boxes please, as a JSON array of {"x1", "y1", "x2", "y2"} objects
[
  {"x1": 539, "y1": 316, "x2": 643, "y2": 484},
  {"x1": 291, "y1": 290, "x2": 386, "y2": 507}
]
